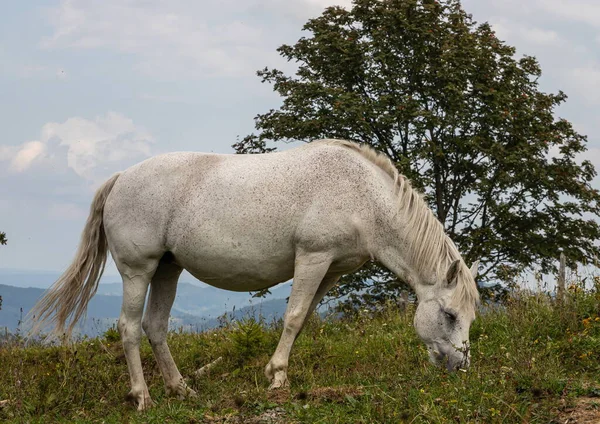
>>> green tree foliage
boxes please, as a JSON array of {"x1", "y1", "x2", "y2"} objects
[{"x1": 234, "y1": 0, "x2": 600, "y2": 303}]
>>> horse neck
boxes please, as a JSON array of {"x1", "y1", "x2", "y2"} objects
[{"x1": 372, "y1": 202, "x2": 450, "y2": 301}]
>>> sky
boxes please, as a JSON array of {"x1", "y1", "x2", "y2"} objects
[{"x1": 1, "y1": 0, "x2": 599, "y2": 278}]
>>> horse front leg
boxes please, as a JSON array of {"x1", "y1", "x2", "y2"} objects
[{"x1": 265, "y1": 252, "x2": 332, "y2": 389}]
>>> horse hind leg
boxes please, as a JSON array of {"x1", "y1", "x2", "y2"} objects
[
  {"x1": 142, "y1": 256, "x2": 197, "y2": 400},
  {"x1": 265, "y1": 252, "x2": 332, "y2": 389},
  {"x1": 117, "y1": 258, "x2": 159, "y2": 411},
  {"x1": 301, "y1": 275, "x2": 340, "y2": 334}
]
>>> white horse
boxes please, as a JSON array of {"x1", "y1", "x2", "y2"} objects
[{"x1": 30, "y1": 139, "x2": 479, "y2": 410}]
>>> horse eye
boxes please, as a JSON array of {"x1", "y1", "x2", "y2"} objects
[{"x1": 444, "y1": 312, "x2": 456, "y2": 321}]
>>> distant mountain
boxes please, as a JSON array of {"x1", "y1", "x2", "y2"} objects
[
  {"x1": 95, "y1": 282, "x2": 287, "y2": 318},
  {"x1": 169, "y1": 297, "x2": 289, "y2": 332},
  {"x1": 0, "y1": 269, "x2": 66, "y2": 289},
  {"x1": 0, "y1": 269, "x2": 122, "y2": 289},
  {"x1": 0, "y1": 283, "x2": 122, "y2": 335},
  {"x1": 0, "y1": 268, "x2": 292, "y2": 325},
  {"x1": 0, "y1": 279, "x2": 290, "y2": 337}
]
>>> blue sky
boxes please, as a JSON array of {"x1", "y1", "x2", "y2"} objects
[{"x1": 1, "y1": 0, "x2": 599, "y2": 277}]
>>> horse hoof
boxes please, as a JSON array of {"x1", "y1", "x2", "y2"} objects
[
  {"x1": 268, "y1": 371, "x2": 289, "y2": 390},
  {"x1": 167, "y1": 382, "x2": 197, "y2": 400},
  {"x1": 126, "y1": 390, "x2": 154, "y2": 411},
  {"x1": 137, "y1": 398, "x2": 155, "y2": 411},
  {"x1": 177, "y1": 387, "x2": 198, "y2": 400},
  {"x1": 268, "y1": 380, "x2": 289, "y2": 390}
]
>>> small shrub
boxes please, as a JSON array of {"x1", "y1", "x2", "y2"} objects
[
  {"x1": 229, "y1": 317, "x2": 268, "y2": 362},
  {"x1": 102, "y1": 326, "x2": 120, "y2": 343}
]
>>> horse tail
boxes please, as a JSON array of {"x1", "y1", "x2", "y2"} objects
[{"x1": 29, "y1": 172, "x2": 121, "y2": 339}]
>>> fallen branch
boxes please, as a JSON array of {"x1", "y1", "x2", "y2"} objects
[{"x1": 194, "y1": 356, "x2": 223, "y2": 377}]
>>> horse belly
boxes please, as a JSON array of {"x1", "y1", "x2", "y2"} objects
[{"x1": 172, "y1": 237, "x2": 296, "y2": 292}]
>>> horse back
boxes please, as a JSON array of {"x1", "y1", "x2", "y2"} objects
[{"x1": 103, "y1": 143, "x2": 390, "y2": 280}]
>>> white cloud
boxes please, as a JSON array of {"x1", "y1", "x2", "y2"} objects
[
  {"x1": 521, "y1": 27, "x2": 560, "y2": 45},
  {"x1": 534, "y1": 0, "x2": 600, "y2": 28},
  {"x1": 474, "y1": 0, "x2": 600, "y2": 28},
  {"x1": 39, "y1": 0, "x2": 352, "y2": 79},
  {"x1": 10, "y1": 141, "x2": 46, "y2": 172},
  {"x1": 40, "y1": 1, "x2": 271, "y2": 78},
  {"x1": 482, "y1": 14, "x2": 598, "y2": 118},
  {"x1": 2, "y1": 112, "x2": 154, "y2": 181},
  {"x1": 305, "y1": 0, "x2": 351, "y2": 8},
  {"x1": 490, "y1": 20, "x2": 562, "y2": 47}
]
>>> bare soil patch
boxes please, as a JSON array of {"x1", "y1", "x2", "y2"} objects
[{"x1": 558, "y1": 397, "x2": 600, "y2": 424}]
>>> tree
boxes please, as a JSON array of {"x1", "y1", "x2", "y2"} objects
[{"x1": 234, "y1": 0, "x2": 600, "y2": 304}]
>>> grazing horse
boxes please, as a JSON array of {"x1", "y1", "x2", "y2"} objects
[{"x1": 30, "y1": 139, "x2": 480, "y2": 410}]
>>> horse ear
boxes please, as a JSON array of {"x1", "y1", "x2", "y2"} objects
[
  {"x1": 470, "y1": 260, "x2": 480, "y2": 279},
  {"x1": 445, "y1": 259, "x2": 461, "y2": 288}
]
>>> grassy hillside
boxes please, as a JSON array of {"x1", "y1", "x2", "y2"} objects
[{"x1": 0, "y1": 283, "x2": 598, "y2": 423}]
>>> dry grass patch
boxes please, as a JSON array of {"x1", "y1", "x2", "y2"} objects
[{"x1": 558, "y1": 397, "x2": 600, "y2": 424}]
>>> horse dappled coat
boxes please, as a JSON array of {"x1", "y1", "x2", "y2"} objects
[{"x1": 30, "y1": 139, "x2": 480, "y2": 410}]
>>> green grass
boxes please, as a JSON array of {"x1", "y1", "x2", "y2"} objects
[{"x1": 0, "y1": 283, "x2": 599, "y2": 423}]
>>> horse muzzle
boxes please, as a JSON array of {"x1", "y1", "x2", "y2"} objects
[{"x1": 428, "y1": 345, "x2": 470, "y2": 372}]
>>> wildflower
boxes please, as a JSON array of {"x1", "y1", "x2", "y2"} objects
[{"x1": 489, "y1": 408, "x2": 500, "y2": 417}]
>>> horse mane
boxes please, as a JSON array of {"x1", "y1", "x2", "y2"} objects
[{"x1": 313, "y1": 139, "x2": 480, "y2": 308}]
